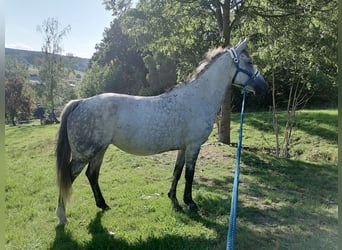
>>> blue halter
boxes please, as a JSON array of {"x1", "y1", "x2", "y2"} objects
[{"x1": 228, "y1": 48, "x2": 260, "y2": 89}]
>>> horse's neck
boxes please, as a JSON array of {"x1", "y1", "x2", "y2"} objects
[{"x1": 191, "y1": 53, "x2": 233, "y2": 112}]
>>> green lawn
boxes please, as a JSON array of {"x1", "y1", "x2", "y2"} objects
[{"x1": 5, "y1": 110, "x2": 337, "y2": 249}]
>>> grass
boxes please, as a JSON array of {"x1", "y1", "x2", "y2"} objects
[{"x1": 5, "y1": 109, "x2": 337, "y2": 249}]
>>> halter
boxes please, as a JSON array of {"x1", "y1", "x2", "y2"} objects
[{"x1": 228, "y1": 48, "x2": 260, "y2": 89}]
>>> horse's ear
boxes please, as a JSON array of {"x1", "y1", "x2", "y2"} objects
[{"x1": 235, "y1": 38, "x2": 248, "y2": 54}]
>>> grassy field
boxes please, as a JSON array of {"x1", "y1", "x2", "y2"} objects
[{"x1": 5, "y1": 109, "x2": 337, "y2": 249}]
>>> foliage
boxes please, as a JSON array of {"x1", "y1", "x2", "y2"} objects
[
  {"x1": 5, "y1": 47, "x2": 85, "y2": 118},
  {"x1": 233, "y1": 0, "x2": 338, "y2": 156},
  {"x1": 78, "y1": 61, "x2": 122, "y2": 97},
  {"x1": 79, "y1": 19, "x2": 148, "y2": 97},
  {"x1": 79, "y1": 0, "x2": 337, "y2": 150},
  {"x1": 5, "y1": 78, "x2": 33, "y2": 125},
  {"x1": 103, "y1": 0, "x2": 132, "y2": 16},
  {"x1": 83, "y1": 0, "x2": 219, "y2": 96},
  {"x1": 5, "y1": 57, "x2": 29, "y2": 79},
  {"x1": 139, "y1": 52, "x2": 177, "y2": 95},
  {"x1": 5, "y1": 109, "x2": 337, "y2": 249},
  {"x1": 122, "y1": 0, "x2": 220, "y2": 82},
  {"x1": 5, "y1": 57, "x2": 39, "y2": 125},
  {"x1": 5, "y1": 25, "x2": 87, "y2": 124},
  {"x1": 37, "y1": 17, "x2": 71, "y2": 118},
  {"x1": 76, "y1": 0, "x2": 337, "y2": 149},
  {"x1": 91, "y1": 0, "x2": 337, "y2": 109},
  {"x1": 240, "y1": 0, "x2": 338, "y2": 109}
]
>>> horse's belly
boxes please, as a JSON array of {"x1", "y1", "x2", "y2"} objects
[
  {"x1": 112, "y1": 142, "x2": 179, "y2": 156},
  {"x1": 113, "y1": 143, "x2": 175, "y2": 156},
  {"x1": 111, "y1": 126, "x2": 182, "y2": 156}
]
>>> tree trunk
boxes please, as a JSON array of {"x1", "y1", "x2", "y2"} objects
[
  {"x1": 271, "y1": 68, "x2": 279, "y2": 156},
  {"x1": 10, "y1": 113, "x2": 16, "y2": 126},
  {"x1": 218, "y1": 0, "x2": 232, "y2": 144},
  {"x1": 219, "y1": 86, "x2": 232, "y2": 144}
]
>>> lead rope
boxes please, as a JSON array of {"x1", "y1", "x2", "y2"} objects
[{"x1": 226, "y1": 86, "x2": 247, "y2": 250}]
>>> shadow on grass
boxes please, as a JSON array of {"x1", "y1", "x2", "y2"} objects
[
  {"x1": 50, "y1": 211, "x2": 221, "y2": 250},
  {"x1": 51, "y1": 151, "x2": 337, "y2": 249},
  {"x1": 240, "y1": 151, "x2": 337, "y2": 202},
  {"x1": 244, "y1": 151, "x2": 338, "y2": 248},
  {"x1": 194, "y1": 150, "x2": 337, "y2": 249},
  {"x1": 243, "y1": 111, "x2": 337, "y2": 144}
]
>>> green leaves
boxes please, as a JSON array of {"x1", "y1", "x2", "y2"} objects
[{"x1": 83, "y1": 0, "x2": 336, "y2": 109}]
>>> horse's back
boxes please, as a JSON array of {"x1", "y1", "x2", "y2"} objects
[
  {"x1": 66, "y1": 92, "x2": 213, "y2": 158},
  {"x1": 65, "y1": 93, "x2": 182, "y2": 156}
]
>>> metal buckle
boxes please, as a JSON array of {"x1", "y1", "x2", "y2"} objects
[{"x1": 252, "y1": 70, "x2": 260, "y2": 80}]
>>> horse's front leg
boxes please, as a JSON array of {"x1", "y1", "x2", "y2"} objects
[
  {"x1": 168, "y1": 149, "x2": 185, "y2": 211},
  {"x1": 183, "y1": 145, "x2": 201, "y2": 211}
]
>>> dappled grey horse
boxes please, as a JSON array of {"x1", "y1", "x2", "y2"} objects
[{"x1": 55, "y1": 39, "x2": 268, "y2": 225}]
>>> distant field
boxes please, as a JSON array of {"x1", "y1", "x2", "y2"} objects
[{"x1": 5, "y1": 109, "x2": 337, "y2": 249}]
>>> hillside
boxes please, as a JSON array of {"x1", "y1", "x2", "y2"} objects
[{"x1": 5, "y1": 48, "x2": 89, "y2": 72}]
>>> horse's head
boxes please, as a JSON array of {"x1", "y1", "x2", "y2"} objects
[{"x1": 229, "y1": 39, "x2": 268, "y2": 95}]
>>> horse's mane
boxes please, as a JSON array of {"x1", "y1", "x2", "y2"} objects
[
  {"x1": 188, "y1": 47, "x2": 227, "y2": 81},
  {"x1": 162, "y1": 47, "x2": 228, "y2": 94}
]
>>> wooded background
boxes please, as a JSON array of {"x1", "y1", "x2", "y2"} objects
[
  {"x1": 81, "y1": 0, "x2": 337, "y2": 110},
  {"x1": 5, "y1": 0, "x2": 337, "y2": 125}
]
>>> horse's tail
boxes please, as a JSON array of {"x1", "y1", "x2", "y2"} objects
[{"x1": 56, "y1": 99, "x2": 81, "y2": 203}]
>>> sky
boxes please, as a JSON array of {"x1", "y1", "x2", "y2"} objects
[{"x1": 5, "y1": 0, "x2": 114, "y2": 58}]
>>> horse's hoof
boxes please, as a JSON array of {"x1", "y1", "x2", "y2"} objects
[
  {"x1": 97, "y1": 201, "x2": 111, "y2": 211},
  {"x1": 188, "y1": 203, "x2": 198, "y2": 212},
  {"x1": 170, "y1": 199, "x2": 183, "y2": 212},
  {"x1": 172, "y1": 203, "x2": 184, "y2": 212},
  {"x1": 56, "y1": 218, "x2": 68, "y2": 227},
  {"x1": 56, "y1": 207, "x2": 68, "y2": 226},
  {"x1": 102, "y1": 205, "x2": 111, "y2": 212}
]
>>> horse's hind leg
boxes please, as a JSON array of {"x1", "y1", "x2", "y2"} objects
[
  {"x1": 86, "y1": 147, "x2": 110, "y2": 211},
  {"x1": 56, "y1": 159, "x2": 87, "y2": 225},
  {"x1": 56, "y1": 194, "x2": 68, "y2": 226},
  {"x1": 168, "y1": 149, "x2": 185, "y2": 211}
]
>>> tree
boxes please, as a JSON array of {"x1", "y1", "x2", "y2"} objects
[
  {"x1": 5, "y1": 59, "x2": 33, "y2": 125},
  {"x1": 37, "y1": 17, "x2": 71, "y2": 122},
  {"x1": 122, "y1": 0, "x2": 249, "y2": 143},
  {"x1": 5, "y1": 78, "x2": 32, "y2": 125},
  {"x1": 78, "y1": 61, "x2": 122, "y2": 97},
  {"x1": 86, "y1": 19, "x2": 148, "y2": 96},
  {"x1": 93, "y1": 0, "x2": 336, "y2": 153},
  {"x1": 5, "y1": 57, "x2": 29, "y2": 80},
  {"x1": 200, "y1": 0, "x2": 246, "y2": 144},
  {"x1": 103, "y1": 0, "x2": 132, "y2": 16},
  {"x1": 241, "y1": 0, "x2": 337, "y2": 157},
  {"x1": 121, "y1": 0, "x2": 220, "y2": 81}
]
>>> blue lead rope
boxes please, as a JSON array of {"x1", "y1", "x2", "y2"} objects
[{"x1": 226, "y1": 87, "x2": 247, "y2": 250}]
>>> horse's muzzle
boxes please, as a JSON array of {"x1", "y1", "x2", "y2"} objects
[{"x1": 251, "y1": 74, "x2": 268, "y2": 95}]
